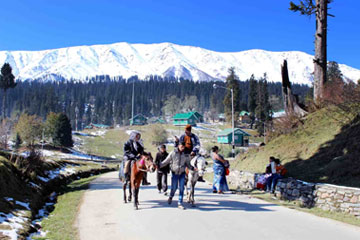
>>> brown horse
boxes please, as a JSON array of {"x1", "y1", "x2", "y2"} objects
[{"x1": 122, "y1": 152, "x2": 156, "y2": 210}]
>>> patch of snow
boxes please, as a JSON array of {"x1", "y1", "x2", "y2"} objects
[
  {"x1": 92, "y1": 130, "x2": 107, "y2": 136},
  {"x1": 15, "y1": 201, "x2": 30, "y2": 210},
  {"x1": 0, "y1": 211, "x2": 28, "y2": 240},
  {"x1": 28, "y1": 182, "x2": 40, "y2": 189},
  {"x1": 38, "y1": 176, "x2": 50, "y2": 182}
]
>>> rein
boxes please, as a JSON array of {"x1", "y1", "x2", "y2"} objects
[{"x1": 135, "y1": 157, "x2": 153, "y2": 172}]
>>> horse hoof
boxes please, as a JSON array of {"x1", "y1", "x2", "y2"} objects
[
  {"x1": 134, "y1": 206, "x2": 138, "y2": 210},
  {"x1": 123, "y1": 200, "x2": 127, "y2": 203}
]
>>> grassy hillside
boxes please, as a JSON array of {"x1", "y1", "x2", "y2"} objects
[
  {"x1": 0, "y1": 156, "x2": 34, "y2": 213},
  {"x1": 233, "y1": 107, "x2": 360, "y2": 187}
]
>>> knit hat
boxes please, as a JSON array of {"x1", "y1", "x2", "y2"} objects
[{"x1": 185, "y1": 124, "x2": 192, "y2": 131}]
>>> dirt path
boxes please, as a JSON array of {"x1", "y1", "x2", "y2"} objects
[{"x1": 76, "y1": 171, "x2": 360, "y2": 240}]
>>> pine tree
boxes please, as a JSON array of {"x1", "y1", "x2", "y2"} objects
[
  {"x1": 327, "y1": 61, "x2": 343, "y2": 82},
  {"x1": 290, "y1": 0, "x2": 334, "y2": 103},
  {"x1": 0, "y1": 63, "x2": 17, "y2": 119},
  {"x1": 14, "y1": 132, "x2": 22, "y2": 149},
  {"x1": 255, "y1": 75, "x2": 272, "y2": 136},
  {"x1": 248, "y1": 74, "x2": 257, "y2": 128},
  {"x1": 223, "y1": 67, "x2": 241, "y2": 123},
  {"x1": 53, "y1": 113, "x2": 73, "y2": 148}
]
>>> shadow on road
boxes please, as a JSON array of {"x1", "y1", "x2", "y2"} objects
[{"x1": 140, "y1": 198, "x2": 275, "y2": 212}]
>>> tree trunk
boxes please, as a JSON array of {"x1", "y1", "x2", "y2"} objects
[
  {"x1": 282, "y1": 60, "x2": 307, "y2": 117},
  {"x1": 313, "y1": 0, "x2": 328, "y2": 104}
]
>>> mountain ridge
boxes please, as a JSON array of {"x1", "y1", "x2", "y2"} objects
[{"x1": 0, "y1": 42, "x2": 359, "y2": 85}]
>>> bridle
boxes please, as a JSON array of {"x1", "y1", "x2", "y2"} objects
[{"x1": 136, "y1": 155, "x2": 155, "y2": 173}]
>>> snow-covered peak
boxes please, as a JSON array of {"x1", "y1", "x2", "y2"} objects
[{"x1": 0, "y1": 42, "x2": 359, "y2": 85}]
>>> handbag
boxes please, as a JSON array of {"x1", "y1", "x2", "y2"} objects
[
  {"x1": 223, "y1": 160, "x2": 230, "y2": 169},
  {"x1": 225, "y1": 167, "x2": 230, "y2": 176}
]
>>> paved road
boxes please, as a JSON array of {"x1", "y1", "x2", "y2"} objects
[{"x1": 76, "y1": 171, "x2": 360, "y2": 240}]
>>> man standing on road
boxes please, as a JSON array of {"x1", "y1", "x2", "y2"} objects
[
  {"x1": 154, "y1": 144, "x2": 169, "y2": 195},
  {"x1": 175, "y1": 124, "x2": 204, "y2": 182}
]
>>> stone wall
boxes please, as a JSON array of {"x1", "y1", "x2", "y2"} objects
[
  {"x1": 315, "y1": 184, "x2": 360, "y2": 216},
  {"x1": 227, "y1": 170, "x2": 257, "y2": 190},
  {"x1": 274, "y1": 178, "x2": 316, "y2": 208},
  {"x1": 229, "y1": 171, "x2": 360, "y2": 217}
]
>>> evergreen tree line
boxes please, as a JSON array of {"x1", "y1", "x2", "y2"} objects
[{"x1": 1, "y1": 75, "x2": 310, "y2": 129}]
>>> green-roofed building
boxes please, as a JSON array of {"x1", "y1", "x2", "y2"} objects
[
  {"x1": 172, "y1": 112, "x2": 198, "y2": 126},
  {"x1": 217, "y1": 128, "x2": 251, "y2": 146},
  {"x1": 188, "y1": 111, "x2": 204, "y2": 123},
  {"x1": 149, "y1": 117, "x2": 166, "y2": 124},
  {"x1": 239, "y1": 111, "x2": 251, "y2": 123},
  {"x1": 130, "y1": 114, "x2": 147, "y2": 126}
]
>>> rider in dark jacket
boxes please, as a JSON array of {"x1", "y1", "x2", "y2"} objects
[
  {"x1": 175, "y1": 124, "x2": 204, "y2": 181},
  {"x1": 123, "y1": 131, "x2": 150, "y2": 185}
]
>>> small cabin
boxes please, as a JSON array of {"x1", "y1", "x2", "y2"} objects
[
  {"x1": 239, "y1": 111, "x2": 251, "y2": 123},
  {"x1": 130, "y1": 114, "x2": 147, "y2": 126},
  {"x1": 217, "y1": 128, "x2": 251, "y2": 146},
  {"x1": 172, "y1": 112, "x2": 198, "y2": 126},
  {"x1": 188, "y1": 111, "x2": 204, "y2": 123}
]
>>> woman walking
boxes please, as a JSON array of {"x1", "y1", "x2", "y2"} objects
[{"x1": 211, "y1": 146, "x2": 229, "y2": 194}]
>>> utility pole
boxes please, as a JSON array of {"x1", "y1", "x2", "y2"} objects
[
  {"x1": 231, "y1": 88, "x2": 235, "y2": 158},
  {"x1": 131, "y1": 80, "x2": 135, "y2": 126}
]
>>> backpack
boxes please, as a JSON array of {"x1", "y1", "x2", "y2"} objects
[{"x1": 276, "y1": 165, "x2": 287, "y2": 176}]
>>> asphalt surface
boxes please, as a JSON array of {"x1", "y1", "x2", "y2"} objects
[{"x1": 76, "y1": 171, "x2": 360, "y2": 240}]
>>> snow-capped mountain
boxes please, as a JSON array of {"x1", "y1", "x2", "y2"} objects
[{"x1": 0, "y1": 42, "x2": 359, "y2": 85}]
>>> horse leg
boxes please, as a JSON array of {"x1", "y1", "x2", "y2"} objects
[
  {"x1": 191, "y1": 182, "x2": 196, "y2": 207},
  {"x1": 133, "y1": 187, "x2": 138, "y2": 210},
  {"x1": 135, "y1": 187, "x2": 140, "y2": 207},
  {"x1": 128, "y1": 181, "x2": 132, "y2": 202},
  {"x1": 123, "y1": 181, "x2": 127, "y2": 203}
]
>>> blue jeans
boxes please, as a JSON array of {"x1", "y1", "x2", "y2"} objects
[
  {"x1": 268, "y1": 174, "x2": 282, "y2": 192},
  {"x1": 170, "y1": 172, "x2": 185, "y2": 204}
]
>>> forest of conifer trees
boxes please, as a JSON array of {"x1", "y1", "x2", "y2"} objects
[{"x1": 1, "y1": 75, "x2": 310, "y2": 129}]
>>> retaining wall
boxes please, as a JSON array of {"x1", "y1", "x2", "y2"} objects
[{"x1": 229, "y1": 170, "x2": 360, "y2": 217}]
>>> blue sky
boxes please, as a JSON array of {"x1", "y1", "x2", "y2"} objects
[{"x1": 0, "y1": 0, "x2": 359, "y2": 68}]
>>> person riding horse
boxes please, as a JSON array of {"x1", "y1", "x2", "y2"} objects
[
  {"x1": 175, "y1": 124, "x2": 204, "y2": 182},
  {"x1": 123, "y1": 131, "x2": 150, "y2": 185}
]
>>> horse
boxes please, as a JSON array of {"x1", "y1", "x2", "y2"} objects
[
  {"x1": 120, "y1": 152, "x2": 156, "y2": 210},
  {"x1": 185, "y1": 154, "x2": 207, "y2": 206}
]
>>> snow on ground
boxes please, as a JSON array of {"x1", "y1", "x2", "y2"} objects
[
  {"x1": 27, "y1": 193, "x2": 57, "y2": 240},
  {"x1": 0, "y1": 211, "x2": 28, "y2": 240},
  {"x1": 15, "y1": 201, "x2": 30, "y2": 210},
  {"x1": 38, "y1": 166, "x2": 77, "y2": 182},
  {"x1": 91, "y1": 130, "x2": 107, "y2": 136}
]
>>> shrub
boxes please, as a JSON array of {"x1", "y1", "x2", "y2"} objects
[{"x1": 150, "y1": 125, "x2": 168, "y2": 146}]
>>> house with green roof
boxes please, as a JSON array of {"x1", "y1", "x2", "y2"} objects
[
  {"x1": 217, "y1": 128, "x2": 251, "y2": 146},
  {"x1": 172, "y1": 112, "x2": 198, "y2": 126},
  {"x1": 149, "y1": 117, "x2": 166, "y2": 124},
  {"x1": 130, "y1": 114, "x2": 147, "y2": 125},
  {"x1": 188, "y1": 111, "x2": 204, "y2": 123},
  {"x1": 239, "y1": 111, "x2": 251, "y2": 123}
]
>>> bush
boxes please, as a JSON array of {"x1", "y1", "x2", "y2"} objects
[{"x1": 150, "y1": 125, "x2": 168, "y2": 146}]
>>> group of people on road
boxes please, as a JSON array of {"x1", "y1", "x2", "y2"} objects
[{"x1": 122, "y1": 124, "x2": 229, "y2": 210}]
